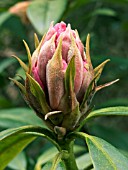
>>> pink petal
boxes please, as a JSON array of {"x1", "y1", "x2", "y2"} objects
[
  {"x1": 37, "y1": 35, "x2": 56, "y2": 86},
  {"x1": 76, "y1": 61, "x2": 93, "y2": 102},
  {"x1": 56, "y1": 24, "x2": 71, "y2": 61},
  {"x1": 44, "y1": 23, "x2": 56, "y2": 42},
  {"x1": 54, "y1": 21, "x2": 66, "y2": 39},
  {"x1": 67, "y1": 35, "x2": 84, "y2": 95},
  {"x1": 75, "y1": 31, "x2": 86, "y2": 61},
  {"x1": 62, "y1": 59, "x2": 67, "y2": 71},
  {"x1": 32, "y1": 66, "x2": 44, "y2": 90}
]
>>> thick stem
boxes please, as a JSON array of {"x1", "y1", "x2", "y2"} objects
[{"x1": 59, "y1": 140, "x2": 78, "y2": 170}]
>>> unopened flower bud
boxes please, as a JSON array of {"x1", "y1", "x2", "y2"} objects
[{"x1": 11, "y1": 22, "x2": 118, "y2": 137}]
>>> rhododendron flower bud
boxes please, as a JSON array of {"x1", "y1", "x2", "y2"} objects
[{"x1": 11, "y1": 22, "x2": 118, "y2": 138}]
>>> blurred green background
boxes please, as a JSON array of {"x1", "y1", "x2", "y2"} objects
[{"x1": 0, "y1": 0, "x2": 128, "y2": 169}]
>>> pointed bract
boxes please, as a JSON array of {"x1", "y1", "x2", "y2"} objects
[
  {"x1": 12, "y1": 55, "x2": 28, "y2": 72},
  {"x1": 9, "y1": 78, "x2": 26, "y2": 95},
  {"x1": 68, "y1": 33, "x2": 84, "y2": 94},
  {"x1": 94, "y1": 59, "x2": 110, "y2": 83},
  {"x1": 86, "y1": 34, "x2": 93, "y2": 71},
  {"x1": 26, "y1": 73, "x2": 50, "y2": 114},
  {"x1": 34, "y1": 33, "x2": 39, "y2": 49},
  {"x1": 23, "y1": 40, "x2": 32, "y2": 73},
  {"x1": 46, "y1": 37, "x2": 65, "y2": 109},
  {"x1": 96, "y1": 79, "x2": 119, "y2": 92},
  {"x1": 58, "y1": 56, "x2": 78, "y2": 114}
]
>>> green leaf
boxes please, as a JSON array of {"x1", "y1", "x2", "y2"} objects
[
  {"x1": 35, "y1": 147, "x2": 58, "y2": 170},
  {"x1": 50, "y1": 152, "x2": 62, "y2": 170},
  {"x1": 0, "y1": 58, "x2": 16, "y2": 74},
  {"x1": 0, "y1": 125, "x2": 59, "y2": 170},
  {"x1": 0, "y1": 129, "x2": 35, "y2": 170},
  {"x1": 42, "y1": 161, "x2": 65, "y2": 170},
  {"x1": 0, "y1": 12, "x2": 26, "y2": 39},
  {"x1": 0, "y1": 0, "x2": 19, "y2": 9},
  {"x1": 8, "y1": 152, "x2": 27, "y2": 170},
  {"x1": 0, "y1": 108, "x2": 45, "y2": 128},
  {"x1": 101, "y1": 0, "x2": 128, "y2": 5},
  {"x1": 76, "y1": 153, "x2": 92, "y2": 170},
  {"x1": 73, "y1": 145, "x2": 85, "y2": 154},
  {"x1": 0, "y1": 12, "x2": 11, "y2": 27},
  {"x1": 0, "y1": 96, "x2": 12, "y2": 109},
  {"x1": 73, "y1": 132, "x2": 128, "y2": 170},
  {"x1": 86, "y1": 135, "x2": 128, "y2": 170},
  {"x1": 35, "y1": 145, "x2": 85, "y2": 170},
  {"x1": 85, "y1": 106, "x2": 128, "y2": 122},
  {"x1": 92, "y1": 8, "x2": 117, "y2": 17},
  {"x1": 26, "y1": 73, "x2": 51, "y2": 114},
  {"x1": 98, "y1": 98, "x2": 128, "y2": 108},
  {"x1": 27, "y1": 0, "x2": 67, "y2": 35},
  {"x1": 42, "y1": 162, "x2": 52, "y2": 170},
  {"x1": 89, "y1": 124, "x2": 128, "y2": 152}
]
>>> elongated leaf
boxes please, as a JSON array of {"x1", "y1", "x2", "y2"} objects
[
  {"x1": 89, "y1": 124, "x2": 128, "y2": 152},
  {"x1": 86, "y1": 135, "x2": 128, "y2": 170},
  {"x1": 0, "y1": 58, "x2": 16, "y2": 73},
  {"x1": 0, "y1": 130, "x2": 35, "y2": 170},
  {"x1": 35, "y1": 147, "x2": 58, "y2": 170},
  {"x1": 27, "y1": 0, "x2": 67, "y2": 35},
  {"x1": 92, "y1": 8, "x2": 117, "y2": 17},
  {"x1": 0, "y1": 12, "x2": 11, "y2": 27},
  {"x1": 0, "y1": 96, "x2": 12, "y2": 108},
  {"x1": 85, "y1": 106, "x2": 128, "y2": 122},
  {"x1": 73, "y1": 132, "x2": 128, "y2": 170},
  {"x1": 0, "y1": 12, "x2": 26, "y2": 39},
  {"x1": 35, "y1": 145, "x2": 85, "y2": 170},
  {"x1": 99, "y1": 98, "x2": 128, "y2": 108},
  {"x1": 76, "y1": 153, "x2": 92, "y2": 170},
  {"x1": 0, "y1": 126, "x2": 59, "y2": 170},
  {"x1": 8, "y1": 152, "x2": 27, "y2": 170},
  {"x1": 0, "y1": 108, "x2": 45, "y2": 128},
  {"x1": 42, "y1": 161, "x2": 65, "y2": 170},
  {"x1": 50, "y1": 152, "x2": 62, "y2": 170}
]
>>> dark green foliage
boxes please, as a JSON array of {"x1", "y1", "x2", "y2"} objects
[{"x1": 0, "y1": 0, "x2": 128, "y2": 169}]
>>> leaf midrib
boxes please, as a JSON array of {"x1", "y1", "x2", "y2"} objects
[{"x1": 88, "y1": 136, "x2": 117, "y2": 170}]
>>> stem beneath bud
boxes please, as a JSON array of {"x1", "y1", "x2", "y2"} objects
[{"x1": 59, "y1": 140, "x2": 78, "y2": 170}]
